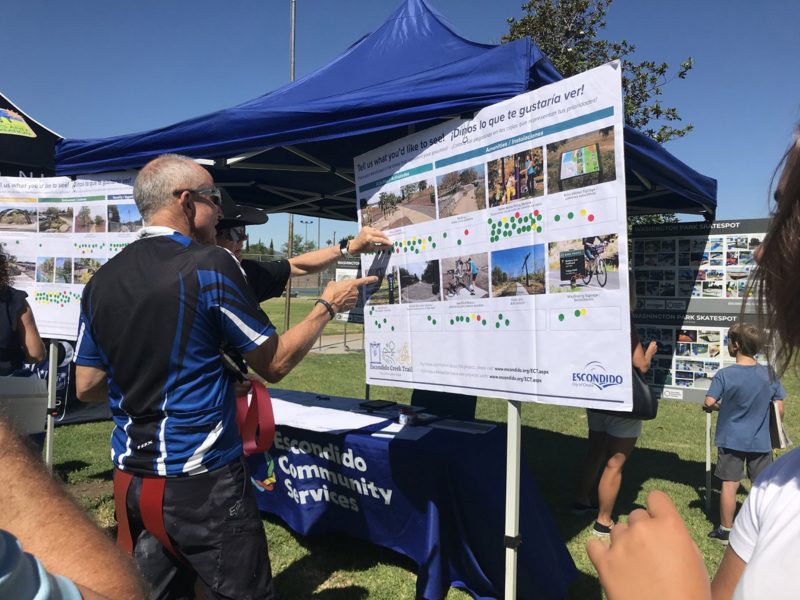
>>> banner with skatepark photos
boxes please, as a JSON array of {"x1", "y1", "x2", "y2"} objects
[
  {"x1": 355, "y1": 63, "x2": 633, "y2": 409},
  {"x1": 630, "y1": 218, "x2": 769, "y2": 403},
  {"x1": 0, "y1": 172, "x2": 138, "y2": 340}
]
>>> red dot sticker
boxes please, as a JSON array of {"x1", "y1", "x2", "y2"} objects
[
  {"x1": 464, "y1": 229, "x2": 469, "y2": 235},
  {"x1": 534, "y1": 210, "x2": 539, "y2": 217},
  {"x1": 515, "y1": 212, "x2": 520, "y2": 218},
  {"x1": 588, "y1": 214, "x2": 595, "y2": 222},
  {"x1": 476, "y1": 314, "x2": 481, "y2": 321},
  {"x1": 60, "y1": 304, "x2": 64, "y2": 307},
  {"x1": 396, "y1": 248, "x2": 400, "y2": 253}
]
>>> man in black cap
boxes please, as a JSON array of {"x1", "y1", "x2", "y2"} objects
[{"x1": 216, "y1": 187, "x2": 390, "y2": 304}]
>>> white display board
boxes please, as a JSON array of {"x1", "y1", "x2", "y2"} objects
[
  {"x1": 355, "y1": 63, "x2": 632, "y2": 409},
  {"x1": 0, "y1": 172, "x2": 137, "y2": 340}
]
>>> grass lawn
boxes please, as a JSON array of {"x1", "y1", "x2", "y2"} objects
[
  {"x1": 53, "y1": 356, "x2": 800, "y2": 599},
  {"x1": 262, "y1": 297, "x2": 364, "y2": 337}
]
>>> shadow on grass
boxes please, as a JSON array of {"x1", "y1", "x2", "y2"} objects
[
  {"x1": 519, "y1": 425, "x2": 707, "y2": 546},
  {"x1": 267, "y1": 513, "x2": 413, "y2": 599}
]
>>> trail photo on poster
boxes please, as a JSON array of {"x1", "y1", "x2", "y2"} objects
[
  {"x1": 0, "y1": 174, "x2": 137, "y2": 339},
  {"x1": 355, "y1": 63, "x2": 633, "y2": 409}
]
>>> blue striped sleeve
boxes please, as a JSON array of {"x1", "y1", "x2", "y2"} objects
[
  {"x1": 74, "y1": 309, "x2": 105, "y2": 367},
  {"x1": 199, "y1": 262, "x2": 276, "y2": 354}
]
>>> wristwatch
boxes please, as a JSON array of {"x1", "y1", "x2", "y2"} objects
[{"x1": 339, "y1": 239, "x2": 354, "y2": 259}]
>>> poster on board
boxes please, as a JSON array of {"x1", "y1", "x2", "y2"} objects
[
  {"x1": 631, "y1": 219, "x2": 769, "y2": 403},
  {"x1": 355, "y1": 62, "x2": 632, "y2": 410},
  {"x1": 0, "y1": 172, "x2": 137, "y2": 340}
]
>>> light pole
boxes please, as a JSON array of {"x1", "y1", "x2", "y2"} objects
[
  {"x1": 300, "y1": 219, "x2": 312, "y2": 248},
  {"x1": 283, "y1": 0, "x2": 297, "y2": 333}
]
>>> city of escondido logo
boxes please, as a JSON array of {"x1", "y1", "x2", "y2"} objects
[{"x1": 572, "y1": 361, "x2": 623, "y2": 390}]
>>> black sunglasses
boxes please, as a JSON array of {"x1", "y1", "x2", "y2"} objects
[{"x1": 217, "y1": 225, "x2": 247, "y2": 241}]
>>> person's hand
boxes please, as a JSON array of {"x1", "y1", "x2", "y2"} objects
[
  {"x1": 234, "y1": 379, "x2": 252, "y2": 398},
  {"x1": 645, "y1": 341, "x2": 658, "y2": 356},
  {"x1": 587, "y1": 491, "x2": 711, "y2": 600},
  {"x1": 348, "y1": 227, "x2": 391, "y2": 255},
  {"x1": 320, "y1": 276, "x2": 378, "y2": 314}
]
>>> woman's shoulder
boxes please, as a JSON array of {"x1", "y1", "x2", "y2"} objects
[{"x1": 2, "y1": 287, "x2": 29, "y2": 313}]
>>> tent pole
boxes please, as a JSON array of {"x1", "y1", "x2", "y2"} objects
[
  {"x1": 504, "y1": 400, "x2": 522, "y2": 599},
  {"x1": 283, "y1": 0, "x2": 296, "y2": 334},
  {"x1": 705, "y1": 411, "x2": 712, "y2": 514},
  {"x1": 44, "y1": 339, "x2": 58, "y2": 468}
]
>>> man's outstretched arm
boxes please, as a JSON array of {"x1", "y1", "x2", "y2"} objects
[{"x1": 288, "y1": 227, "x2": 390, "y2": 277}]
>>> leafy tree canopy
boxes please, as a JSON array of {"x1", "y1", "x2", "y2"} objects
[{"x1": 503, "y1": 0, "x2": 694, "y2": 144}]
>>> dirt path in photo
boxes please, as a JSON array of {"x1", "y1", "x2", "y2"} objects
[
  {"x1": 452, "y1": 185, "x2": 478, "y2": 216},
  {"x1": 447, "y1": 284, "x2": 488, "y2": 299},
  {"x1": 401, "y1": 281, "x2": 439, "y2": 303},
  {"x1": 403, "y1": 204, "x2": 435, "y2": 224}
]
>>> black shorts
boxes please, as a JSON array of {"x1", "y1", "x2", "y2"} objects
[
  {"x1": 715, "y1": 447, "x2": 773, "y2": 483},
  {"x1": 124, "y1": 456, "x2": 274, "y2": 600}
]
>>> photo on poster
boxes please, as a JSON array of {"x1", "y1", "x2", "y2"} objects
[
  {"x1": 0, "y1": 204, "x2": 37, "y2": 233},
  {"x1": 54, "y1": 257, "x2": 73, "y2": 284},
  {"x1": 36, "y1": 257, "x2": 54, "y2": 282},
  {"x1": 547, "y1": 233, "x2": 619, "y2": 293},
  {"x1": 38, "y1": 206, "x2": 74, "y2": 233},
  {"x1": 360, "y1": 178, "x2": 435, "y2": 231},
  {"x1": 661, "y1": 239, "x2": 676, "y2": 252},
  {"x1": 7, "y1": 254, "x2": 36, "y2": 284},
  {"x1": 699, "y1": 330, "x2": 720, "y2": 343},
  {"x1": 436, "y1": 164, "x2": 486, "y2": 219},
  {"x1": 74, "y1": 204, "x2": 107, "y2": 233},
  {"x1": 399, "y1": 260, "x2": 441, "y2": 303},
  {"x1": 487, "y1": 147, "x2": 544, "y2": 207},
  {"x1": 658, "y1": 253, "x2": 676, "y2": 266},
  {"x1": 440, "y1": 253, "x2": 489, "y2": 299},
  {"x1": 703, "y1": 281, "x2": 723, "y2": 297},
  {"x1": 709, "y1": 252, "x2": 723, "y2": 266},
  {"x1": 364, "y1": 266, "x2": 401, "y2": 305},
  {"x1": 546, "y1": 126, "x2": 615, "y2": 194},
  {"x1": 659, "y1": 282, "x2": 675, "y2": 296},
  {"x1": 73, "y1": 258, "x2": 106, "y2": 285},
  {"x1": 678, "y1": 329, "x2": 697, "y2": 343},
  {"x1": 108, "y1": 204, "x2": 144, "y2": 233},
  {"x1": 489, "y1": 245, "x2": 544, "y2": 297},
  {"x1": 728, "y1": 236, "x2": 748, "y2": 250}
]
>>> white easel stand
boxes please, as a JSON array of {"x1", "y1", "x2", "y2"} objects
[
  {"x1": 504, "y1": 400, "x2": 522, "y2": 599},
  {"x1": 44, "y1": 340, "x2": 58, "y2": 468}
]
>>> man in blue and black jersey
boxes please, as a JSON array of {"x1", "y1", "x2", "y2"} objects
[{"x1": 74, "y1": 154, "x2": 383, "y2": 600}]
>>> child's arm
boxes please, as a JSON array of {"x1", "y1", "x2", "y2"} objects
[
  {"x1": 775, "y1": 399, "x2": 785, "y2": 421},
  {"x1": 703, "y1": 395, "x2": 720, "y2": 413}
]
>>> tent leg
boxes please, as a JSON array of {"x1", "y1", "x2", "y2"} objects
[
  {"x1": 44, "y1": 340, "x2": 58, "y2": 468},
  {"x1": 505, "y1": 400, "x2": 521, "y2": 600},
  {"x1": 705, "y1": 411, "x2": 712, "y2": 514}
]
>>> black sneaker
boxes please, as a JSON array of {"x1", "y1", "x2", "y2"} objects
[
  {"x1": 571, "y1": 502, "x2": 599, "y2": 515},
  {"x1": 592, "y1": 521, "x2": 614, "y2": 536},
  {"x1": 708, "y1": 528, "x2": 730, "y2": 545}
]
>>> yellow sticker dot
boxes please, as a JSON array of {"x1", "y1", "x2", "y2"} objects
[
  {"x1": 471, "y1": 314, "x2": 476, "y2": 320},
  {"x1": 580, "y1": 209, "x2": 587, "y2": 217},
  {"x1": 581, "y1": 308, "x2": 587, "y2": 315},
  {"x1": 503, "y1": 217, "x2": 508, "y2": 223},
  {"x1": 413, "y1": 236, "x2": 417, "y2": 241}
]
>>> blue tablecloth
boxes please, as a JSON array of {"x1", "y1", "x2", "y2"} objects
[{"x1": 247, "y1": 406, "x2": 576, "y2": 600}]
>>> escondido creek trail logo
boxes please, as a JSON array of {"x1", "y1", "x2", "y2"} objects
[{"x1": 572, "y1": 361, "x2": 623, "y2": 390}]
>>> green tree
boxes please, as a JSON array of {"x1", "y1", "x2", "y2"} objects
[
  {"x1": 281, "y1": 234, "x2": 316, "y2": 257},
  {"x1": 418, "y1": 180, "x2": 428, "y2": 192},
  {"x1": 492, "y1": 265, "x2": 506, "y2": 287},
  {"x1": 77, "y1": 206, "x2": 92, "y2": 227},
  {"x1": 94, "y1": 215, "x2": 104, "y2": 227},
  {"x1": 503, "y1": 0, "x2": 694, "y2": 143},
  {"x1": 248, "y1": 241, "x2": 269, "y2": 255},
  {"x1": 108, "y1": 205, "x2": 120, "y2": 223},
  {"x1": 459, "y1": 168, "x2": 478, "y2": 186},
  {"x1": 268, "y1": 239, "x2": 275, "y2": 258},
  {"x1": 400, "y1": 183, "x2": 418, "y2": 200},
  {"x1": 440, "y1": 171, "x2": 460, "y2": 194},
  {"x1": 421, "y1": 261, "x2": 439, "y2": 284}
]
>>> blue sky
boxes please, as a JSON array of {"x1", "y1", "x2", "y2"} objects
[
  {"x1": 2, "y1": 0, "x2": 799, "y2": 248},
  {"x1": 492, "y1": 244, "x2": 545, "y2": 276}
]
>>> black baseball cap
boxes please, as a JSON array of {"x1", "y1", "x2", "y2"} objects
[{"x1": 217, "y1": 187, "x2": 268, "y2": 231}]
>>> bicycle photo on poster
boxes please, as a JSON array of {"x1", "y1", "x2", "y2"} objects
[{"x1": 547, "y1": 234, "x2": 620, "y2": 293}]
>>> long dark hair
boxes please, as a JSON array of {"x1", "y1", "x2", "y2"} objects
[
  {"x1": 0, "y1": 247, "x2": 10, "y2": 297},
  {"x1": 751, "y1": 133, "x2": 800, "y2": 375}
]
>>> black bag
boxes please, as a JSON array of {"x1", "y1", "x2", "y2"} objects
[{"x1": 593, "y1": 367, "x2": 658, "y2": 421}]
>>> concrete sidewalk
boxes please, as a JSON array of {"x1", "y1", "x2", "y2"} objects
[{"x1": 310, "y1": 333, "x2": 365, "y2": 354}]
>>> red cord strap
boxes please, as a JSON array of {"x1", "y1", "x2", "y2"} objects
[{"x1": 236, "y1": 380, "x2": 275, "y2": 456}]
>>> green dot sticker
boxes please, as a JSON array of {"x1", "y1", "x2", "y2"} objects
[
  {"x1": 488, "y1": 218, "x2": 493, "y2": 224},
  {"x1": 443, "y1": 232, "x2": 447, "y2": 238},
  {"x1": 568, "y1": 212, "x2": 574, "y2": 220},
  {"x1": 457, "y1": 240, "x2": 462, "y2": 245},
  {"x1": 432, "y1": 243, "x2": 437, "y2": 249},
  {"x1": 383, "y1": 318, "x2": 387, "y2": 323},
  {"x1": 554, "y1": 215, "x2": 560, "y2": 222},
  {"x1": 427, "y1": 315, "x2": 432, "y2": 321},
  {"x1": 482, "y1": 319, "x2": 487, "y2": 325},
  {"x1": 428, "y1": 236, "x2": 432, "y2": 242},
  {"x1": 450, "y1": 319, "x2": 454, "y2": 325},
  {"x1": 574, "y1": 309, "x2": 581, "y2": 317},
  {"x1": 505, "y1": 319, "x2": 510, "y2": 326},
  {"x1": 498, "y1": 314, "x2": 503, "y2": 320},
  {"x1": 496, "y1": 322, "x2": 500, "y2": 329},
  {"x1": 537, "y1": 214, "x2": 542, "y2": 222},
  {"x1": 466, "y1": 317, "x2": 470, "y2": 323},
  {"x1": 432, "y1": 319, "x2": 437, "y2": 325},
  {"x1": 558, "y1": 314, "x2": 565, "y2": 322}
]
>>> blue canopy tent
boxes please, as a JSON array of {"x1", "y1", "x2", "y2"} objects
[{"x1": 54, "y1": 0, "x2": 716, "y2": 220}]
